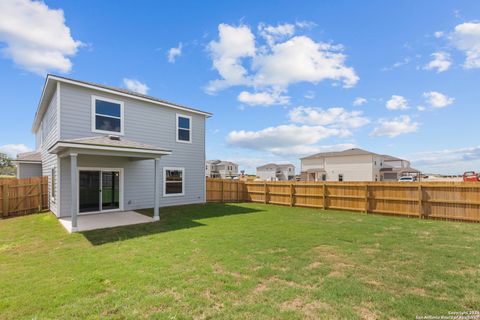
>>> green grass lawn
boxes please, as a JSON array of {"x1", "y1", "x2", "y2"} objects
[{"x1": 1, "y1": 203, "x2": 479, "y2": 319}]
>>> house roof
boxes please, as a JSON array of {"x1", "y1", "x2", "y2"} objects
[
  {"x1": 15, "y1": 151, "x2": 42, "y2": 163},
  {"x1": 207, "y1": 160, "x2": 237, "y2": 166},
  {"x1": 301, "y1": 148, "x2": 378, "y2": 160},
  {"x1": 32, "y1": 74, "x2": 212, "y2": 132},
  {"x1": 382, "y1": 155, "x2": 404, "y2": 161},
  {"x1": 257, "y1": 163, "x2": 294, "y2": 169},
  {"x1": 380, "y1": 166, "x2": 421, "y2": 173},
  {"x1": 48, "y1": 135, "x2": 172, "y2": 156}
]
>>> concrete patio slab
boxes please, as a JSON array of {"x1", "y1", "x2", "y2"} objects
[{"x1": 59, "y1": 211, "x2": 153, "y2": 233}]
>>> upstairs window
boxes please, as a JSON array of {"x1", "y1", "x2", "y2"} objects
[
  {"x1": 92, "y1": 96, "x2": 124, "y2": 135},
  {"x1": 176, "y1": 114, "x2": 191, "y2": 143},
  {"x1": 164, "y1": 167, "x2": 184, "y2": 196}
]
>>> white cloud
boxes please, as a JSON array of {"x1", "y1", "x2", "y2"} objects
[
  {"x1": 237, "y1": 90, "x2": 290, "y2": 106},
  {"x1": 424, "y1": 51, "x2": 451, "y2": 73},
  {"x1": 0, "y1": 144, "x2": 31, "y2": 158},
  {"x1": 410, "y1": 146, "x2": 480, "y2": 174},
  {"x1": 226, "y1": 104, "x2": 367, "y2": 157},
  {"x1": 371, "y1": 116, "x2": 418, "y2": 137},
  {"x1": 434, "y1": 31, "x2": 444, "y2": 38},
  {"x1": 450, "y1": 22, "x2": 480, "y2": 69},
  {"x1": 252, "y1": 35, "x2": 358, "y2": 89},
  {"x1": 417, "y1": 105, "x2": 426, "y2": 112},
  {"x1": 123, "y1": 78, "x2": 149, "y2": 95},
  {"x1": 304, "y1": 91, "x2": 315, "y2": 99},
  {"x1": 288, "y1": 106, "x2": 369, "y2": 129},
  {"x1": 206, "y1": 24, "x2": 256, "y2": 93},
  {"x1": 267, "y1": 143, "x2": 355, "y2": 157},
  {"x1": 167, "y1": 42, "x2": 182, "y2": 63},
  {"x1": 206, "y1": 23, "x2": 358, "y2": 95},
  {"x1": 353, "y1": 97, "x2": 367, "y2": 106},
  {"x1": 423, "y1": 91, "x2": 454, "y2": 108},
  {"x1": 386, "y1": 95, "x2": 409, "y2": 110},
  {"x1": 0, "y1": 0, "x2": 82, "y2": 75},
  {"x1": 258, "y1": 23, "x2": 295, "y2": 46}
]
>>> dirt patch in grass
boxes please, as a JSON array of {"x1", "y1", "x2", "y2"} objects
[
  {"x1": 281, "y1": 298, "x2": 329, "y2": 319},
  {"x1": 355, "y1": 305, "x2": 377, "y2": 320}
]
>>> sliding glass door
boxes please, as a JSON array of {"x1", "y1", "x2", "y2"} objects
[
  {"x1": 79, "y1": 169, "x2": 121, "y2": 214},
  {"x1": 102, "y1": 171, "x2": 120, "y2": 211}
]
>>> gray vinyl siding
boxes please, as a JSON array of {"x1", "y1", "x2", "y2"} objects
[
  {"x1": 37, "y1": 87, "x2": 59, "y2": 215},
  {"x1": 17, "y1": 163, "x2": 42, "y2": 178},
  {"x1": 58, "y1": 83, "x2": 206, "y2": 216}
]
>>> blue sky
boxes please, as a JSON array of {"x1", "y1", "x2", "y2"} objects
[{"x1": 1, "y1": 0, "x2": 480, "y2": 174}]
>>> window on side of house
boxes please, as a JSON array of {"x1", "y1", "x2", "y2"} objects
[
  {"x1": 338, "y1": 174, "x2": 344, "y2": 182},
  {"x1": 92, "y1": 96, "x2": 124, "y2": 134},
  {"x1": 176, "y1": 114, "x2": 191, "y2": 143},
  {"x1": 51, "y1": 167, "x2": 56, "y2": 201},
  {"x1": 164, "y1": 167, "x2": 184, "y2": 196}
]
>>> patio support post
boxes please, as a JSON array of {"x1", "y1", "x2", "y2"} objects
[
  {"x1": 70, "y1": 153, "x2": 78, "y2": 231},
  {"x1": 153, "y1": 158, "x2": 161, "y2": 221}
]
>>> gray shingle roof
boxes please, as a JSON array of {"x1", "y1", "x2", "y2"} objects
[
  {"x1": 57, "y1": 136, "x2": 171, "y2": 152},
  {"x1": 16, "y1": 151, "x2": 42, "y2": 162},
  {"x1": 301, "y1": 148, "x2": 378, "y2": 160}
]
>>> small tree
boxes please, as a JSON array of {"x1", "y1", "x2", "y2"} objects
[{"x1": 0, "y1": 152, "x2": 12, "y2": 168}]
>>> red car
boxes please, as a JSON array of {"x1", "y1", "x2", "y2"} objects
[{"x1": 463, "y1": 171, "x2": 480, "y2": 182}]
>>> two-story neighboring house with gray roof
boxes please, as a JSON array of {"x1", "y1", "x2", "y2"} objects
[
  {"x1": 205, "y1": 160, "x2": 238, "y2": 179},
  {"x1": 256, "y1": 163, "x2": 295, "y2": 181},
  {"x1": 300, "y1": 148, "x2": 420, "y2": 182},
  {"x1": 19, "y1": 75, "x2": 211, "y2": 231}
]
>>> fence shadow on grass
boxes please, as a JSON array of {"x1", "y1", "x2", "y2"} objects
[{"x1": 81, "y1": 203, "x2": 264, "y2": 246}]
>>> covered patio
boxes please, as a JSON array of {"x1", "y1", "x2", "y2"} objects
[
  {"x1": 49, "y1": 135, "x2": 172, "y2": 232},
  {"x1": 58, "y1": 210, "x2": 154, "y2": 233}
]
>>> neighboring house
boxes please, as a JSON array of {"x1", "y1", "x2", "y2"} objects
[
  {"x1": 14, "y1": 151, "x2": 42, "y2": 178},
  {"x1": 206, "y1": 160, "x2": 238, "y2": 179},
  {"x1": 300, "y1": 148, "x2": 420, "y2": 182},
  {"x1": 256, "y1": 163, "x2": 295, "y2": 181},
  {"x1": 20, "y1": 74, "x2": 211, "y2": 231}
]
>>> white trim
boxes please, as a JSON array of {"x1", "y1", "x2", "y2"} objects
[
  {"x1": 91, "y1": 95, "x2": 125, "y2": 136},
  {"x1": 163, "y1": 167, "x2": 185, "y2": 197},
  {"x1": 77, "y1": 167, "x2": 124, "y2": 215},
  {"x1": 56, "y1": 82, "x2": 61, "y2": 139},
  {"x1": 176, "y1": 113, "x2": 192, "y2": 143},
  {"x1": 56, "y1": 156, "x2": 61, "y2": 217},
  {"x1": 50, "y1": 142, "x2": 171, "y2": 155}
]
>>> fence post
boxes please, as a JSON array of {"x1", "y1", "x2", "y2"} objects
[
  {"x1": 264, "y1": 182, "x2": 268, "y2": 204},
  {"x1": 221, "y1": 180, "x2": 224, "y2": 203},
  {"x1": 322, "y1": 183, "x2": 326, "y2": 210},
  {"x1": 364, "y1": 184, "x2": 369, "y2": 213},
  {"x1": 38, "y1": 180, "x2": 43, "y2": 211},
  {"x1": 290, "y1": 183, "x2": 294, "y2": 207},
  {"x1": 418, "y1": 184, "x2": 423, "y2": 219},
  {"x1": 2, "y1": 184, "x2": 9, "y2": 217}
]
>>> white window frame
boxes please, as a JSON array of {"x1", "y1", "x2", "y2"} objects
[
  {"x1": 163, "y1": 167, "x2": 185, "y2": 197},
  {"x1": 91, "y1": 95, "x2": 125, "y2": 135},
  {"x1": 176, "y1": 114, "x2": 192, "y2": 143}
]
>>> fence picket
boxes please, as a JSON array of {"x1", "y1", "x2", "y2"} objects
[{"x1": 206, "y1": 178, "x2": 480, "y2": 223}]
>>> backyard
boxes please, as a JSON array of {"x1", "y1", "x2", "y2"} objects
[{"x1": 0, "y1": 203, "x2": 479, "y2": 319}]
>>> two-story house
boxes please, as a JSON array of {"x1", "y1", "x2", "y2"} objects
[
  {"x1": 256, "y1": 163, "x2": 295, "y2": 181},
  {"x1": 300, "y1": 148, "x2": 420, "y2": 182},
  {"x1": 15, "y1": 75, "x2": 211, "y2": 232},
  {"x1": 205, "y1": 160, "x2": 238, "y2": 179}
]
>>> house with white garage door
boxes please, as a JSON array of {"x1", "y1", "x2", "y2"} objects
[{"x1": 16, "y1": 75, "x2": 211, "y2": 232}]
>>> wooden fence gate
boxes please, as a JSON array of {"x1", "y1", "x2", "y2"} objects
[{"x1": 0, "y1": 177, "x2": 49, "y2": 218}]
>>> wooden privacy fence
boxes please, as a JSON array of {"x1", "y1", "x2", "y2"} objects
[
  {"x1": 0, "y1": 176, "x2": 49, "y2": 218},
  {"x1": 206, "y1": 178, "x2": 480, "y2": 222}
]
